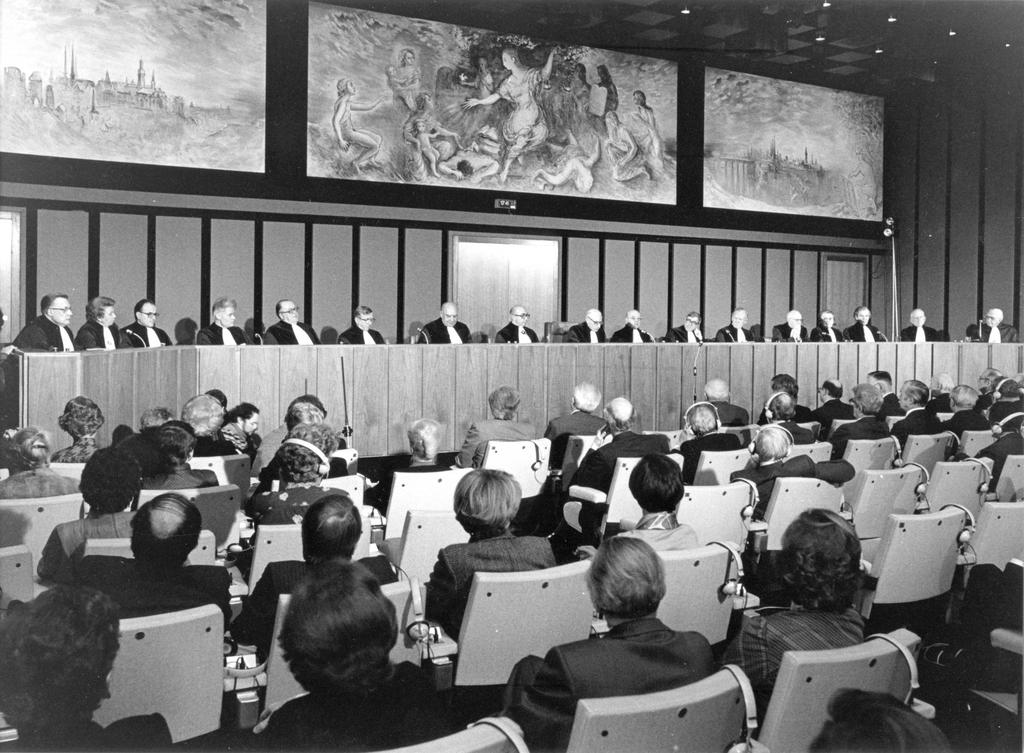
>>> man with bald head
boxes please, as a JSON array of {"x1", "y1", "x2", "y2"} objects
[
  {"x1": 810, "y1": 379, "x2": 854, "y2": 439},
  {"x1": 966, "y1": 308, "x2": 1018, "y2": 343},
  {"x1": 544, "y1": 382, "x2": 606, "y2": 469},
  {"x1": 704, "y1": 378, "x2": 749, "y2": 426},
  {"x1": 418, "y1": 302, "x2": 471, "y2": 344},
  {"x1": 899, "y1": 309, "x2": 942, "y2": 342},
  {"x1": 13, "y1": 293, "x2": 76, "y2": 352},
  {"x1": 495, "y1": 305, "x2": 539, "y2": 343},
  {"x1": 610, "y1": 309, "x2": 653, "y2": 343},
  {"x1": 264, "y1": 299, "x2": 321, "y2": 345},
  {"x1": 771, "y1": 310, "x2": 809, "y2": 343},
  {"x1": 715, "y1": 308, "x2": 753, "y2": 343},
  {"x1": 566, "y1": 309, "x2": 607, "y2": 344}
]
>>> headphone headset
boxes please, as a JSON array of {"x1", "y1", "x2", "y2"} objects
[
  {"x1": 763, "y1": 391, "x2": 789, "y2": 422},
  {"x1": 402, "y1": 574, "x2": 433, "y2": 643},
  {"x1": 940, "y1": 503, "x2": 976, "y2": 548},
  {"x1": 991, "y1": 377, "x2": 1010, "y2": 402},
  {"x1": 722, "y1": 664, "x2": 759, "y2": 753},
  {"x1": 685, "y1": 401, "x2": 721, "y2": 432},
  {"x1": 732, "y1": 477, "x2": 760, "y2": 524},
  {"x1": 865, "y1": 634, "x2": 920, "y2": 706},
  {"x1": 992, "y1": 411, "x2": 1024, "y2": 437},
  {"x1": 530, "y1": 440, "x2": 544, "y2": 472},
  {"x1": 901, "y1": 461, "x2": 930, "y2": 509},
  {"x1": 748, "y1": 423, "x2": 794, "y2": 458},
  {"x1": 890, "y1": 433, "x2": 904, "y2": 468},
  {"x1": 709, "y1": 540, "x2": 746, "y2": 598},
  {"x1": 283, "y1": 437, "x2": 330, "y2": 477},
  {"x1": 962, "y1": 456, "x2": 992, "y2": 495}
]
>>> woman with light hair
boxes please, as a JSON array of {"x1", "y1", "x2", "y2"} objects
[
  {"x1": 425, "y1": 469, "x2": 555, "y2": 638},
  {"x1": 456, "y1": 385, "x2": 537, "y2": 468},
  {"x1": 51, "y1": 395, "x2": 105, "y2": 463},
  {"x1": 74, "y1": 296, "x2": 122, "y2": 351},
  {"x1": 0, "y1": 426, "x2": 80, "y2": 498},
  {"x1": 181, "y1": 393, "x2": 235, "y2": 457}
]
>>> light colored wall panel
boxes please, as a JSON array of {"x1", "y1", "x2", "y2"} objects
[
  {"x1": 914, "y1": 100, "x2": 948, "y2": 332},
  {"x1": 154, "y1": 216, "x2": 201, "y2": 344},
  {"x1": 566, "y1": 237, "x2": 599, "y2": 322},
  {"x1": 262, "y1": 221, "x2": 306, "y2": 332},
  {"x1": 763, "y1": 248, "x2": 791, "y2": 337},
  {"x1": 792, "y1": 251, "x2": 818, "y2": 333},
  {"x1": 670, "y1": 243, "x2": 701, "y2": 329},
  {"x1": 99, "y1": 213, "x2": 147, "y2": 323},
  {"x1": 404, "y1": 229, "x2": 443, "y2": 343},
  {"x1": 946, "y1": 78, "x2": 981, "y2": 336},
  {"x1": 311, "y1": 224, "x2": 352, "y2": 341},
  {"x1": 734, "y1": 246, "x2": 762, "y2": 328},
  {"x1": 603, "y1": 239, "x2": 634, "y2": 325},
  {"x1": 37, "y1": 209, "x2": 88, "y2": 307},
  {"x1": 638, "y1": 241, "x2": 669, "y2": 338},
  {"x1": 703, "y1": 245, "x2": 732, "y2": 336},
  {"x1": 981, "y1": 80, "x2": 1018, "y2": 318},
  {"x1": 359, "y1": 227, "x2": 399, "y2": 344},
  {"x1": 210, "y1": 219, "x2": 255, "y2": 331}
]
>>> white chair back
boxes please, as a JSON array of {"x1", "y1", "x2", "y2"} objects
[
  {"x1": 332, "y1": 448, "x2": 359, "y2": 474},
  {"x1": 480, "y1": 439, "x2": 551, "y2": 498},
  {"x1": 0, "y1": 544, "x2": 33, "y2": 606},
  {"x1": 188, "y1": 454, "x2": 251, "y2": 493},
  {"x1": 960, "y1": 430, "x2": 996, "y2": 457},
  {"x1": 763, "y1": 477, "x2": 843, "y2": 551},
  {"x1": 0, "y1": 494, "x2": 83, "y2": 575},
  {"x1": 384, "y1": 577, "x2": 429, "y2": 667},
  {"x1": 49, "y1": 462, "x2": 86, "y2": 480},
  {"x1": 971, "y1": 502, "x2": 1024, "y2": 568},
  {"x1": 395, "y1": 510, "x2": 469, "y2": 585},
  {"x1": 657, "y1": 545, "x2": 737, "y2": 644},
  {"x1": 901, "y1": 433, "x2": 952, "y2": 473},
  {"x1": 456, "y1": 561, "x2": 592, "y2": 686},
  {"x1": 845, "y1": 466, "x2": 925, "y2": 542},
  {"x1": 692, "y1": 449, "x2": 751, "y2": 486},
  {"x1": 94, "y1": 604, "x2": 223, "y2": 742},
  {"x1": 676, "y1": 483, "x2": 753, "y2": 546},
  {"x1": 265, "y1": 594, "x2": 306, "y2": 712},
  {"x1": 721, "y1": 425, "x2": 757, "y2": 444},
  {"x1": 842, "y1": 437, "x2": 897, "y2": 475},
  {"x1": 385, "y1": 718, "x2": 528, "y2": 753},
  {"x1": 925, "y1": 461, "x2": 988, "y2": 517},
  {"x1": 601, "y1": 457, "x2": 644, "y2": 530},
  {"x1": 138, "y1": 484, "x2": 242, "y2": 550},
  {"x1": 560, "y1": 435, "x2": 595, "y2": 481},
  {"x1": 788, "y1": 441, "x2": 832, "y2": 463},
  {"x1": 248, "y1": 524, "x2": 303, "y2": 590},
  {"x1": 320, "y1": 473, "x2": 365, "y2": 506},
  {"x1": 828, "y1": 418, "x2": 857, "y2": 437},
  {"x1": 84, "y1": 529, "x2": 217, "y2": 566},
  {"x1": 384, "y1": 469, "x2": 472, "y2": 541},
  {"x1": 994, "y1": 455, "x2": 1024, "y2": 501}
]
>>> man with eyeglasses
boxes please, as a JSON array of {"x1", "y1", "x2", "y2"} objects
[
  {"x1": 610, "y1": 309, "x2": 653, "y2": 343},
  {"x1": 13, "y1": 293, "x2": 77, "y2": 352},
  {"x1": 771, "y1": 310, "x2": 809, "y2": 343},
  {"x1": 418, "y1": 301, "x2": 471, "y2": 344},
  {"x1": 196, "y1": 297, "x2": 252, "y2": 345},
  {"x1": 566, "y1": 308, "x2": 607, "y2": 344},
  {"x1": 120, "y1": 299, "x2": 172, "y2": 348},
  {"x1": 338, "y1": 305, "x2": 385, "y2": 345},
  {"x1": 714, "y1": 308, "x2": 753, "y2": 343},
  {"x1": 966, "y1": 307, "x2": 1018, "y2": 344},
  {"x1": 664, "y1": 311, "x2": 703, "y2": 344},
  {"x1": 495, "y1": 305, "x2": 539, "y2": 344},
  {"x1": 265, "y1": 299, "x2": 321, "y2": 345}
]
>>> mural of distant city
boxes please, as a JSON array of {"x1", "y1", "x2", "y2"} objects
[
  {"x1": 703, "y1": 67, "x2": 883, "y2": 221},
  {"x1": 0, "y1": 0, "x2": 266, "y2": 172}
]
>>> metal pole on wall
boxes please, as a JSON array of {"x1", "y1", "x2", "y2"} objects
[{"x1": 883, "y1": 217, "x2": 898, "y2": 338}]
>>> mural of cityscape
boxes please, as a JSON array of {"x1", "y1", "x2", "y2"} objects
[
  {"x1": 703, "y1": 67, "x2": 883, "y2": 220},
  {"x1": 0, "y1": 0, "x2": 266, "y2": 172},
  {"x1": 307, "y1": 3, "x2": 678, "y2": 204}
]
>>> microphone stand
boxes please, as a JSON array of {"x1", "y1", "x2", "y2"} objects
[
  {"x1": 692, "y1": 340, "x2": 704, "y2": 404},
  {"x1": 339, "y1": 355, "x2": 353, "y2": 445}
]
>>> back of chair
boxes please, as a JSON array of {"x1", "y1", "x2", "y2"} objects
[
  {"x1": 789, "y1": 441, "x2": 832, "y2": 463},
  {"x1": 960, "y1": 430, "x2": 996, "y2": 458},
  {"x1": 657, "y1": 545, "x2": 736, "y2": 644},
  {"x1": 49, "y1": 462, "x2": 86, "y2": 480},
  {"x1": 828, "y1": 418, "x2": 857, "y2": 437},
  {"x1": 383, "y1": 577, "x2": 428, "y2": 666},
  {"x1": 560, "y1": 435, "x2": 595, "y2": 481},
  {"x1": 846, "y1": 466, "x2": 925, "y2": 542},
  {"x1": 676, "y1": 482, "x2": 753, "y2": 545},
  {"x1": 902, "y1": 433, "x2": 952, "y2": 473},
  {"x1": 885, "y1": 415, "x2": 901, "y2": 430},
  {"x1": 763, "y1": 477, "x2": 843, "y2": 550},
  {"x1": 692, "y1": 449, "x2": 750, "y2": 486},
  {"x1": 480, "y1": 439, "x2": 551, "y2": 498},
  {"x1": 795, "y1": 421, "x2": 822, "y2": 440},
  {"x1": 843, "y1": 437, "x2": 897, "y2": 475},
  {"x1": 249, "y1": 524, "x2": 303, "y2": 590},
  {"x1": 84, "y1": 529, "x2": 217, "y2": 566},
  {"x1": 994, "y1": 454, "x2": 1024, "y2": 501},
  {"x1": 935, "y1": 412, "x2": 954, "y2": 423},
  {"x1": 759, "y1": 628, "x2": 920, "y2": 753},
  {"x1": 602, "y1": 457, "x2": 643, "y2": 530},
  {"x1": 971, "y1": 502, "x2": 1024, "y2": 568},
  {"x1": 644, "y1": 429, "x2": 682, "y2": 448},
  {"x1": 456, "y1": 560, "x2": 592, "y2": 686},
  {"x1": 320, "y1": 473, "x2": 365, "y2": 506},
  {"x1": 565, "y1": 666, "x2": 755, "y2": 753},
  {"x1": 94, "y1": 604, "x2": 223, "y2": 742},
  {"x1": 0, "y1": 544, "x2": 33, "y2": 605},
  {"x1": 395, "y1": 510, "x2": 469, "y2": 584},
  {"x1": 187, "y1": 454, "x2": 251, "y2": 493},
  {"x1": 383, "y1": 718, "x2": 527, "y2": 753},
  {"x1": 385, "y1": 469, "x2": 472, "y2": 541},
  {"x1": 264, "y1": 594, "x2": 306, "y2": 712},
  {"x1": 925, "y1": 461, "x2": 988, "y2": 517},
  {"x1": 0, "y1": 494, "x2": 83, "y2": 572},
  {"x1": 721, "y1": 425, "x2": 757, "y2": 445},
  {"x1": 139, "y1": 484, "x2": 242, "y2": 551},
  {"x1": 332, "y1": 448, "x2": 359, "y2": 474}
]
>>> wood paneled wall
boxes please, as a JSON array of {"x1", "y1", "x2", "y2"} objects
[{"x1": 17, "y1": 343, "x2": 1022, "y2": 457}]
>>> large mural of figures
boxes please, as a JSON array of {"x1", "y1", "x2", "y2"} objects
[
  {"x1": 307, "y1": 4, "x2": 677, "y2": 204},
  {"x1": 0, "y1": 0, "x2": 266, "y2": 172},
  {"x1": 703, "y1": 67, "x2": 883, "y2": 221}
]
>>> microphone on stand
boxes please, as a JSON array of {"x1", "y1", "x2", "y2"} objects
[
  {"x1": 692, "y1": 339, "x2": 704, "y2": 404},
  {"x1": 417, "y1": 327, "x2": 430, "y2": 344},
  {"x1": 976, "y1": 319, "x2": 984, "y2": 342}
]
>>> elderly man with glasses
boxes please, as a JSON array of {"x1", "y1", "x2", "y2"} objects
[
  {"x1": 771, "y1": 309, "x2": 809, "y2": 343},
  {"x1": 338, "y1": 305, "x2": 384, "y2": 345},
  {"x1": 566, "y1": 308, "x2": 607, "y2": 343},
  {"x1": 495, "y1": 304, "x2": 540, "y2": 343},
  {"x1": 665, "y1": 311, "x2": 703, "y2": 343},
  {"x1": 966, "y1": 307, "x2": 1018, "y2": 344},
  {"x1": 13, "y1": 293, "x2": 77, "y2": 352},
  {"x1": 120, "y1": 298, "x2": 172, "y2": 347},
  {"x1": 417, "y1": 301, "x2": 471, "y2": 344},
  {"x1": 265, "y1": 299, "x2": 321, "y2": 345}
]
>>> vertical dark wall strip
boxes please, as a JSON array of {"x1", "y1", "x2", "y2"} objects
[
  {"x1": 200, "y1": 217, "x2": 211, "y2": 326},
  {"x1": 815, "y1": 252, "x2": 822, "y2": 318},
  {"x1": 911, "y1": 114, "x2": 921, "y2": 306},
  {"x1": 146, "y1": 215, "x2": 156, "y2": 301},
  {"x1": 560, "y1": 234, "x2": 569, "y2": 321},
  {"x1": 943, "y1": 89, "x2": 954, "y2": 335},
  {"x1": 597, "y1": 239, "x2": 606, "y2": 312},
  {"x1": 24, "y1": 206, "x2": 37, "y2": 323},
  {"x1": 730, "y1": 245, "x2": 738, "y2": 309},
  {"x1": 632, "y1": 241, "x2": 641, "y2": 306},
  {"x1": 698, "y1": 244, "x2": 707, "y2": 320},
  {"x1": 787, "y1": 248, "x2": 795, "y2": 307},
  {"x1": 760, "y1": 246, "x2": 768, "y2": 327},
  {"x1": 351, "y1": 224, "x2": 361, "y2": 308},
  {"x1": 87, "y1": 210, "x2": 100, "y2": 299},
  {"x1": 253, "y1": 220, "x2": 264, "y2": 333},
  {"x1": 396, "y1": 227, "x2": 406, "y2": 343},
  {"x1": 666, "y1": 243, "x2": 674, "y2": 323},
  {"x1": 303, "y1": 223, "x2": 314, "y2": 321},
  {"x1": 976, "y1": 104, "x2": 987, "y2": 315},
  {"x1": 440, "y1": 230, "x2": 449, "y2": 302},
  {"x1": 1014, "y1": 94, "x2": 1024, "y2": 329}
]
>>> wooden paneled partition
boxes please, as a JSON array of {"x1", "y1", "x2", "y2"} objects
[{"x1": 15, "y1": 343, "x2": 1022, "y2": 458}]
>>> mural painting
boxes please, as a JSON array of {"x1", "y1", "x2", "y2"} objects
[
  {"x1": 703, "y1": 67, "x2": 883, "y2": 221},
  {"x1": 307, "y1": 3, "x2": 678, "y2": 204},
  {"x1": 0, "y1": 0, "x2": 266, "y2": 172}
]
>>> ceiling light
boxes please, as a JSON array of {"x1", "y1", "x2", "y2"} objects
[
  {"x1": 815, "y1": 31, "x2": 826, "y2": 41},
  {"x1": 875, "y1": 46, "x2": 883, "y2": 53},
  {"x1": 888, "y1": 14, "x2": 897, "y2": 22},
  {"x1": 948, "y1": 28, "x2": 956, "y2": 36},
  {"x1": 680, "y1": 4, "x2": 690, "y2": 14},
  {"x1": 1006, "y1": 42, "x2": 1012, "y2": 48},
  {"x1": 822, "y1": 1, "x2": 831, "y2": 6}
]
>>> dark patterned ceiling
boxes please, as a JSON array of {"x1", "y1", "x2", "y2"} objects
[{"x1": 355, "y1": 0, "x2": 1024, "y2": 87}]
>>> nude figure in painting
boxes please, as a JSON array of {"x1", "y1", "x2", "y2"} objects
[{"x1": 332, "y1": 79, "x2": 384, "y2": 173}]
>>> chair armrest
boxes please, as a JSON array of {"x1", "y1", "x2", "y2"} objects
[
  {"x1": 911, "y1": 698, "x2": 936, "y2": 719},
  {"x1": 957, "y1": 551, "x2": 977, "y2": 566},
  {"x1": 746, "y1": 520, "x2": 767, "y2": 534},
  {"x1": 735, "y1": 591, "x2": 760, "y2": 610},
  {"x1": 991, "y1": 628, "x2": 1023, "y2": 655},
  {"x1": 568, "y1": 486, "x2": 607, "y2": 504}
]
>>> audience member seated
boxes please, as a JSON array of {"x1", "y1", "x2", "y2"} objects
[
  {"x1": 544, "y1": 382, "x2": 606, "y2": 470},
  {"x1": 181, "y1": 393, "x2": 236, "y2": 457},
  {"x1": 222, "y1": 401, "x2": 262, "y2": 462},
  {"x1": 618, "y1": 454, "x2": 699, "y2": 550},
  {"x1": 756, "y1": 373, "x2": 815, "y2": 424},
  {"x1": 425, "y1": 469, "x2": 556, "y2": 639},
  {"x1": 0, "y1": 586, "x2": 172, "y2": 750},
  {"x1": 763, "y1": 391, "x2": 816, "y2": 445},
  {"x1": 925, "y1": 372, "x2": 955, "y2": 416},
  {"x1": 940, "y1": 385, "x2": 990, "y2": 438},
  {"x1": 51, "y1": 395, "x2": 104, "y2": 463},
  {"x1": 672, "y1": 401, "x2": 742, "y2": 484},
  {"x1": 732, "y1": 426, "x2": 855, "y2": 519},
  {"x1": 456, "y1": 385, "x2": 537, "y2": 469},
  {"x1": 810, "y1": 689, "x2": 951, "y2": 753},
  {"x1": 890, "y1": 379, "x2": 943, "y2": 447},
  {"x1": 116, "y1": 406, "x2": 173, "y2": 478},
  {"x1": 973, "y1": 413, "x2": 1024, "y2": 483},
  {"x1": 205, "y1": 388, "x2": 228, "y2": 410},
  {"x1": 253, "y1": 397, "x2": 348, "y2": 495},
  {"x1": 502, "y1": 537, "x2": 714, "y2": 752},
  {"x1": 231, "y1": 494, "x2": 395, "y2": 661},
  {"x1": 868, "y1": 370, "x2": 905, "y2": 419},
  {"x1": 810, "y1": 379, "x2": 855, "y2": 440},
  {"x1": 723, "y1": 509, "x2": 864, "y2": 717},
  {"x1": 75, "y1": 493, "x2": 232, "y2": 624},
  {"x1": 38, "y1": 448, "x2": 141, "y2": 584},
  {"x1": 704, "y1": 377, "x2": 750, "y2": 426},
  {"x1": 367, "y1": 417, "x2": 447, "y2": 514},
  {"x1": 247, "y1": 423, "x2": 339, "y2": 525},
  {"x1": 141, "y1": 421, "x2": 219, "y2": 490},
  {"x1": 829, "y1": 383, "x2": 891, "y2": 460},
  {"x1": 257, "y1": 561, "x2": 455, "y2": 748},
  {"x1": 986, "y1": 378, "x2": 1024, "y2": 425},
  {"x1": 974, "y1": 367, "x2": 1004, "y2": 414},
  {"x1": 0, "y1": 426, "x2": 80, "y2": 498}
]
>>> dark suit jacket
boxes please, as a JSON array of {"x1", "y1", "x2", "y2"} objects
[
  {"x1": 770, "y1": 323, "x2": 810, "y2": 342},
  {"x1": 13, "y1": 316, "x2": 76, "y2": 351},
  {"x1": 966, "y1": 322, "x2": 1019, "y2": 343},
  {"x1": 976, "y1": 432, "x2": 1024, "y2": 483},
  {"x1": 76, "y1": 556, "x2": 232, "y2": 625},
  {"x1": 196, "y1": 324, "x2": 251, "y2": 345},
  {"x1": 264, "y1": 320, "x2": 321, "y2": 345},
  {"x1": 989, "y1": 401, "x2": 1024, "y2": 426},
  {"x1": 337, "y1": 324, "x2": 385, "y2": 345},
  {"x1": 74, "y1": 319, "x2": 123, "y2": 350},
  {"x1": 809, "y1": 325, "x2": 845, "y2": 343},
  {"x1": 843, "y1": 323, "x2": 886, "y2": 342},
  {"x1": 756, "y1": 403, "x2": 816, "y2": 425},
  {"x1": 418, "y1": 317, "x2": 471, "y2": 344},
  {"x1": 120, "y1": 321, "x2": 173, "y2": 347},
  {"x1": 900, "y1": 325, "x2": 943, "y2": 342},
  {"x1": 810, "y1": 399, "x2": 855, "y2": 440},
  {"x1": 714, "y1": 325, "x2": 754, "y2": 343},
  {"x1": 566, "y1": 322, "x2": 607, "y2": 343},
  {"x1": 141, "y1": 466, "x2": 219, "y2": 490},
  {"x1": 571, "y1": 431, "x2": 670, "y2": 493},
  {"x1": 544, "y1": 411, "x2": 607, "y2": 469},
  {"x1": 941, "y1": 410, "x2": 992, "y2": 438},
  {"x1": 424, "y1": 532, "x2": 556, "y2": 638},
  {"x1": 890, "y1": 407, "x2": 944, "y2": 447},
  {"x1": 878, "y1": 392, "x2": 905, "y2": 419},
  {"x1": 829, "y1": 416, "x2": 891, "y2": 460},
  {"x1": 495, "y1": 322, "x2": 540, "y2": 343},
  {"x1": 503, "y1": 617, "x2": 715, "y2": 753},
  {"x1": 731, "y1": 455, "x2": 855, "y2": 518},
  {"x1": 609, "y1": 325, "x2": 654, "y2": 343},
  {"x1": 673, "y1": 432, "x2": 742, "y2": 484},
  {"x1": 664, "y1": 326, "x2": 703, "y2": 343},
  {"x1": 711, "y1": 401, "x2": 750, "y2": 427},
  {"x1": 777, "y1": 421, "x2": 816, "y2": 445},
  {"x1": 456, "y1": 419, "x2": 538, "y2": 469},
  {"x1": 925, "y1": 393, "x2": 951, "y2": 416}
]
